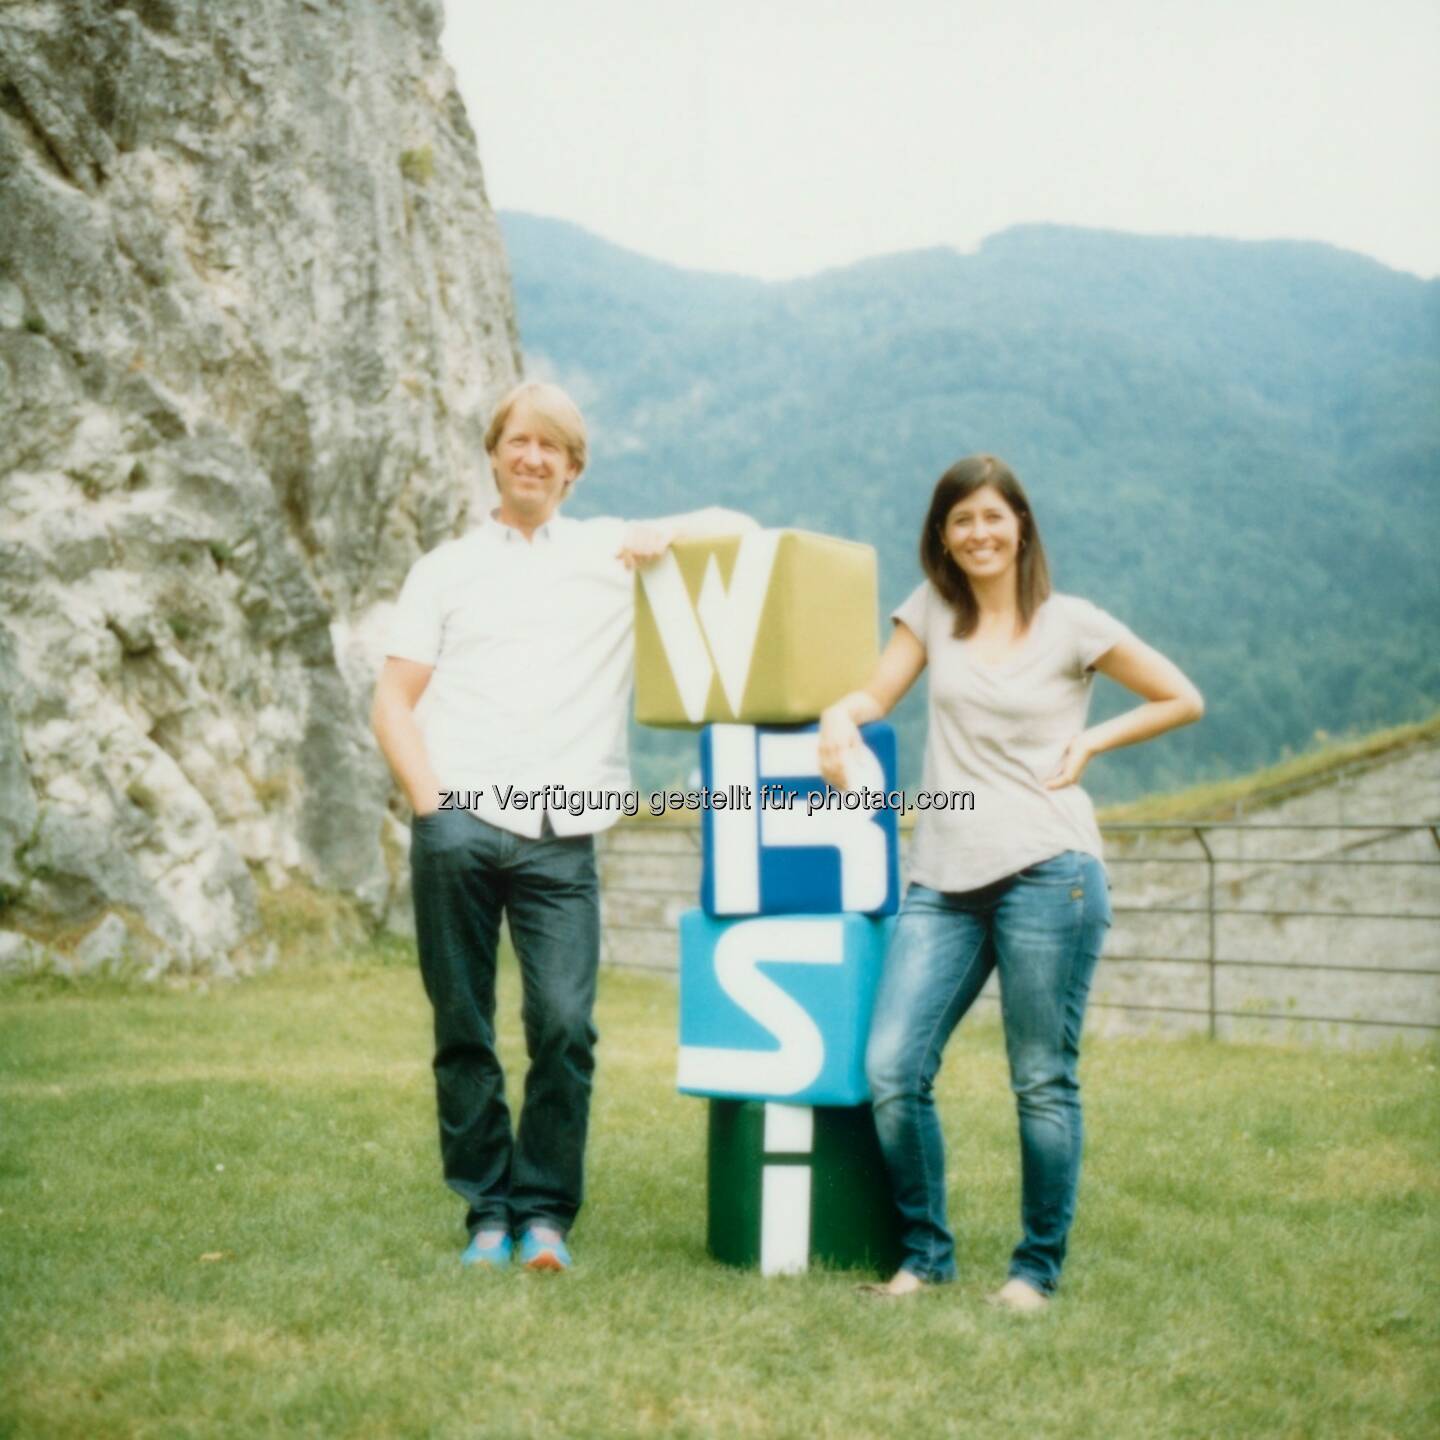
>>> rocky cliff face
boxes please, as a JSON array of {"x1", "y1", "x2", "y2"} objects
[{"x1": 0, "y1": 0, "x2": 520, "y2": 975}]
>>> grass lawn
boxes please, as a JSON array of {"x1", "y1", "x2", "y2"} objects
[{"x1": 2, "y1": 946, "x2": 1436, "y2": 1439}]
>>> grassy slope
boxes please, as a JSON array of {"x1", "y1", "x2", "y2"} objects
[
  {"x1": 1098, "y1": 711, "x2": 1440, "y2": 823},
  {"x1": 2, "y1": 951, "x2": 1435, "y2": 1439}
]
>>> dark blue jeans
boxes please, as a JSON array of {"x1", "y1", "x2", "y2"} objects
[
  {"x1": 865, "y1": 852, "x2": 1111, "y2": 1292},
  {"x1": 409, "y1": 809, "x2": 600, "y2": 1238}
]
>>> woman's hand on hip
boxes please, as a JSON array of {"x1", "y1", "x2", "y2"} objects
[{"x1": 1045, "y1": 734, "x2": 1096, "y2": 790}]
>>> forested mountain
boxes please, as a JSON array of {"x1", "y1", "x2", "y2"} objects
[{"x1": 500, "y1": 212, "x2": 1440, "y2": 801}]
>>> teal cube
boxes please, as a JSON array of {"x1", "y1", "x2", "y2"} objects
[{"x1": 677, "y1": 910, "x2": 892, "y2": 1106}]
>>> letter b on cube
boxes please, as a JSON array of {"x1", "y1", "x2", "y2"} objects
[{"x1": 676, "y1": 910, "x2": 893, "y2": 1107}]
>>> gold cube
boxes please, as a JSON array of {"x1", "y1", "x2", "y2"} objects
[{"x1": 635, "y1": 530, "x2": 878, "y2": 728}]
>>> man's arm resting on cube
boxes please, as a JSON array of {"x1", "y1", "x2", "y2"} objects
[
  {"x1": 371, "y1": 657, "x2": 443, "y2": 817},
  {"x1": 617, "y1": 506, "x2": 759, "y2": 570}
]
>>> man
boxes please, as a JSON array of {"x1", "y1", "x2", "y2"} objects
[{"x1": 371, "y1": 380, "x2": 753, "y2": 1271}]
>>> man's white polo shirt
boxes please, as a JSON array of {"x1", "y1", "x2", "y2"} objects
[{"x1": 383, "y1": 513, "x2": 635, "y2": 838}]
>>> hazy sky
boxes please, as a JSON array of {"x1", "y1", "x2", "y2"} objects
[{"x1": 443, "y1": 0, "x2": 1440, "y2": 282}]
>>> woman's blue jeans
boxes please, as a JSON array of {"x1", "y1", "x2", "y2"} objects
[
  {"x1": 865, "y1": 852, "x2": 1111, "y2": 1292},
  {"x1": 409, "y1": 808, "x2": 600, "y2": 1238}
]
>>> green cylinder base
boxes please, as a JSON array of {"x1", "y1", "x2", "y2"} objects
[{"x1": 706, "y1": 1098, "x2": 903, "y2": 1276}]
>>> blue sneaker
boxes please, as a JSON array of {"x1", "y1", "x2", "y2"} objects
[
  {"x1": 518, "y1": 1225, "x2": 572, "y2": 1272},
  {"x1": 461, "y1": 1228, "x2": 513, "y2": 1270}
]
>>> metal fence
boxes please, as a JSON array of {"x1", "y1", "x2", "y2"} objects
[
  {"x1": 1098, "y1": 821, "x2": 1440, "y2": 1040},
  {"x1": 598, "y1": 818, "x2": 1440, "y2": 1045}
]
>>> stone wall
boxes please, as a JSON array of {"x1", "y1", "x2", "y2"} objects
[
  {"x1": 0, "y1": 0, "x2": 519, "y2": 977},
  {"x1": 597, "y1": 738, "x2": 1440, "y2": 1048}
]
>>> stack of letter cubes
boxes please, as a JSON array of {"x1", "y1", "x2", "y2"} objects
[{"x1": 635, "y1": 530, "x2": 903, "y2": 1276}]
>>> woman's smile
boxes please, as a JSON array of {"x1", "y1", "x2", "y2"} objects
[{"x1": 945, "y1": 484, "x2": 1022, "y2": 578}]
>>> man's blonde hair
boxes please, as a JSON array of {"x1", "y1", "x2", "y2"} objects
[{"x1": 484, "y1": 381, "x2": 588, "y2": 479}]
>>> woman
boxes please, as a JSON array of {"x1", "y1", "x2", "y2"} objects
[{"x1": 819, "y1": 454, "x2": 1203, "y2": 1310}]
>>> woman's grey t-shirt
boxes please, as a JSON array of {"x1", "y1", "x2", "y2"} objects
[{"x1": 893, "y1": 583, "x2": 1135, "y2": 891}]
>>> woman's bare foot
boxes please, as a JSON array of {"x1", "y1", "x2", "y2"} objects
[
  {"x1": 857, "y1": 1269, "x2": 928, "y2": 1298},
  {"x1": 985, "y1": 1277, "x2": 1049, "y2": 1313}
]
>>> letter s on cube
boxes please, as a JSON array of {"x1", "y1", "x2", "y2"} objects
[
  {"x1": 701, "y1": 723, "x2": 900, "y2": 917},
  {"x1": 676, "y1": 910, "x2": 893, "y2": 1106}
]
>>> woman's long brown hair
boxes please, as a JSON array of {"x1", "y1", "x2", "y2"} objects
[{"x1": 919, "y1": 455, "x2": 1052, "y2": 638}]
